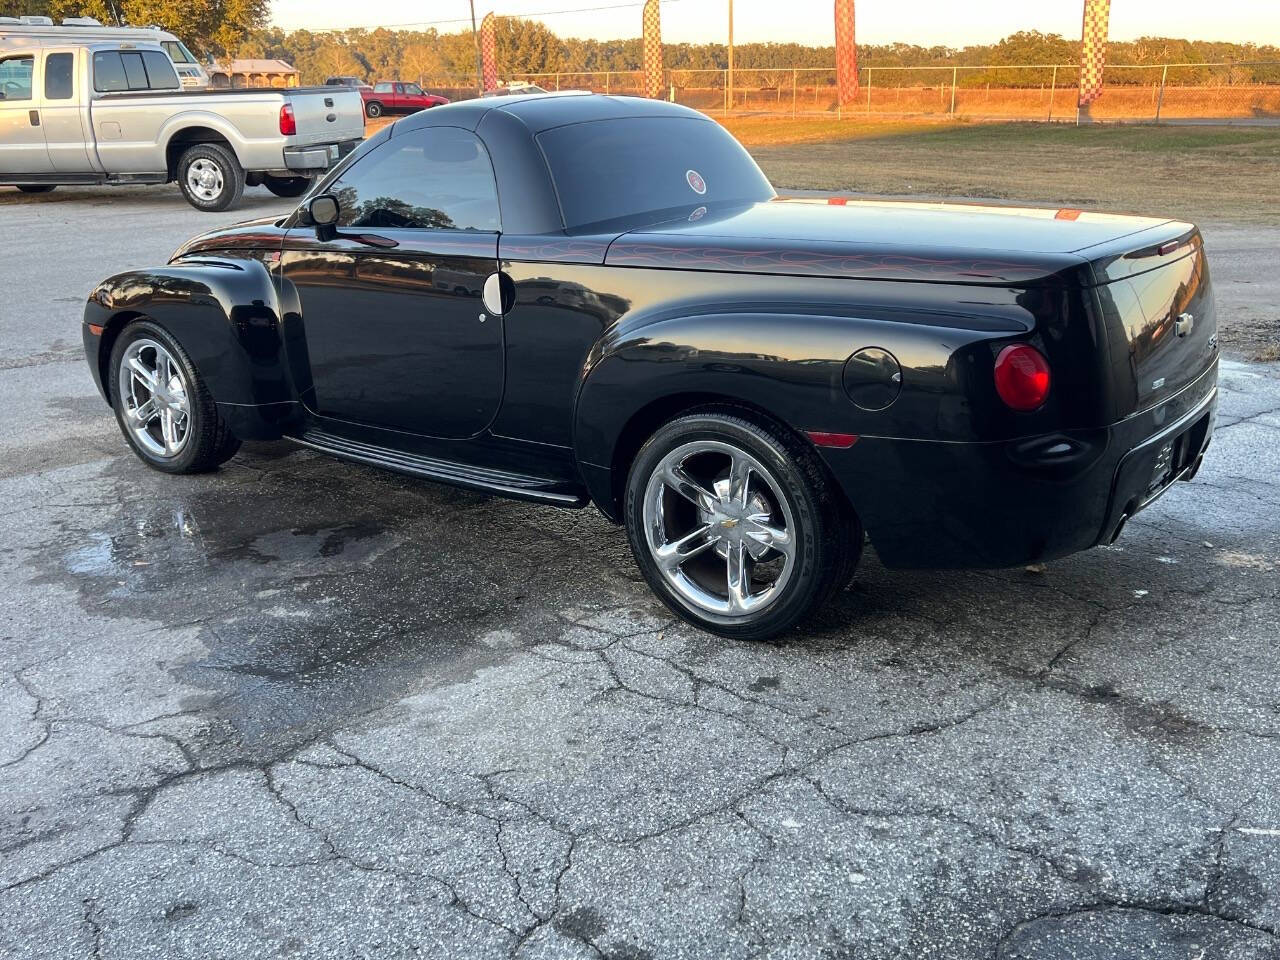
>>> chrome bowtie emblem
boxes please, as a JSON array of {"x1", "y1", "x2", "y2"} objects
[{"x1": 720, "y1": 517, "x2": 740, "y2": 529}]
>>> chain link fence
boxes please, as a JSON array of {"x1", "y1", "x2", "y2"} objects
[{"x1": 416, "y1": 62, "x2": 1280, "y2": 123}]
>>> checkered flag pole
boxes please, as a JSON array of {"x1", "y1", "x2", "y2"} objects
[
  {"x1": 834, "y1": 0, "x2": 858, "y2": 106},
  {"x1": 480, "y1": 12, "x2": 498, "y2": 93},
  {"x1": 1078, "y1": 0, "x2": 1110, "y2": 107},
  {"x1": 642, "y1": 0, "x2": 663, "y2": 99}
]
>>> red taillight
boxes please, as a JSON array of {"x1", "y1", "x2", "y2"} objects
[
  {"x1": 994, "y1": 344, "x2": 1051, "y2": 411},
  {"x1": 279, "y1": 103, "x2": 296, "y2": 137}
]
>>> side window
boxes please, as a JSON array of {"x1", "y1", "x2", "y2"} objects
[
  {"x1": 140, "y1": 50, "x2": 179, "y2": 89},
  {"x1": 93, "y1": 51, "x2": 178, "y2": 92},
  {"x1": 121, "y1": 52, "x2": 148, "y2": 89},
  {"x1": 0, "y1": 55, "x2": 34, "y2": 101},
  {"x1": 374, "y1": 82, "x2": 392, "y2": 93},
  {"x1": 93, "y1": 52, "x2": 127, "y2": 91},
  {"x1": 404, "y1": 83, "x2": 424, "y2": 96},
  {"x1": 44, "y1": 53, "x2": 74, "y2": 100},
  {"x1": 329, "y1": 128, "x2": 501, "y2": 232}
]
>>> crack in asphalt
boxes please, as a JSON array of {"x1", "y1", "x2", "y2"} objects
[{"x1": 4, "y1": 358, "x2": 1280, "y2": 957}]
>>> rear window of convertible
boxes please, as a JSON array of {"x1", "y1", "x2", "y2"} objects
[{"x1": 536, "y1": 116, "x2": 774, "y2": 230}]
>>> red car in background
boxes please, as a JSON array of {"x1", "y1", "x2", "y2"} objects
[{"x1": 362, "y1": 82, "x2": 450, "y2": 118}]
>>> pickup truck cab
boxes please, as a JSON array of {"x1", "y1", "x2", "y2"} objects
[
  {"x1": 0, "y1": 16, "x2": 210, "y2": 89},
  {"x1": 0, "y1": 38, "x2": 364, "y2": 210},
  {"x1": 361, "y1": 81, "x2": 449, "y2": 118}
]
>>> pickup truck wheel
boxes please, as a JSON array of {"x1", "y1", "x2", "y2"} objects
[
  {"x1": 625, "y1": 408, "x2": 859, "y2": 641},
  {"x1": 262, "y1": 174, "x2": 312, "y2": 198},
  {"x1": 109, "y1": 320, "x2": 241, "y2": 474},
  {"x1": 177, "y1": 143, "x2": 244, "y2": 212},
  {"x1": 16, "y1": 185, "x2": 56, "y2": 194},
  {"x1": 365, "y1": 101, "x2": 383, "y2": 118}
]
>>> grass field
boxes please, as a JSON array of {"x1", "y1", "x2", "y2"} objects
[{"x1": 730, "y1": 121, "x2": 1280, "y2": 225}]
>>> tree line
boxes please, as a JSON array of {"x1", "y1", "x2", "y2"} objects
[{"x1": 5, "y1": 1, "x2": 1278, "y2": 85}]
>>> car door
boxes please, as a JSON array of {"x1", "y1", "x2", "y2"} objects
[
  {"x1": 280, "y1": 125, "x2": 505, "y2": 439},
  {"x1": 39, "y1": 49, "x2": 94, "y2": 173},
  {"x1": 392, "y1": 83, "x2": 407, "y2": 111},
  {"x1": 0, "y1": 52, "x2": 54, "y2": 175},
  {"x1": 402, "y1": 82, "x2": 426, "y2": 110}
]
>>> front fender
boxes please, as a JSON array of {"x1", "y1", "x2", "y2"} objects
[{"x1": 84, "y1": 256, "x2": 295, "y2": 439}]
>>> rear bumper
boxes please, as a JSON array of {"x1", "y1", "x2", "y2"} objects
[
  {"x1": 282, "y1": 138, "x2": 360, "y2": 173},
  {"x1": 820, "y1": 361, "x2": 1218, "y2": 569}
]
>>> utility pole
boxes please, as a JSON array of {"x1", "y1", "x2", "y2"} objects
[
  {"x1": 469, "y1": 0, "x2": 483, "y2": 96},
  {"x1": 727, "y1": 0, "x2": 734, "y2": 112}
]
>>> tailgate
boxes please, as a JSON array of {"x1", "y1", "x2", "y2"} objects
[
  {"x1": 1093, "y1": 231, "x2": 1217, "y2": 418},
  {"x1": 284, "y1": 88, "x2": 364, "y2": 146}
]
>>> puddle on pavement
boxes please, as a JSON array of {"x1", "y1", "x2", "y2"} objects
[{"x1": 31, "y1": 458, "x2": 634, "y2": 763}]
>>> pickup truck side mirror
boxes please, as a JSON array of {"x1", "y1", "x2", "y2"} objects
[{"x1": 309, "y1": 194, "x2": 340, "y2": 239}]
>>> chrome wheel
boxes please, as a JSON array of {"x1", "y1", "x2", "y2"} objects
[
  {"x1": 186, "y1": 157, "x2": 224, "y2": 202},
  {"x1": 643, "y1": 440, "x2": 796, "y2": 619},
  {"x1": 117, "y1": 339, "x2": 191, "y2": 459}
]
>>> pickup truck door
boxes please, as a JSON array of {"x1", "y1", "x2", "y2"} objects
[
  {"x1": 39, "y1": 50, "x2": 94, "y2": 173},
  {"x1": 402, "y1": 83, "x2": 427, "y2": 109},
  {"x1": 0, "y1": 52, "x2": 54, "y2": 174},
  {"x1": 279, "y1": 126, "x2": 506, "y2": 439}
]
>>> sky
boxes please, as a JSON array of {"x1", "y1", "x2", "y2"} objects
[{"x1": 270, "y1": 0, "x2": 1280, "y2": 46}]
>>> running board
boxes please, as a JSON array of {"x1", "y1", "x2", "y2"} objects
[{"x1": 290, "y1": 431, "x2": 587, "y2": 507}]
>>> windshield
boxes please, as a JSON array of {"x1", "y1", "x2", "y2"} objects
[{"x1": 536, "y1": 117, "x2": 774, "y2": 230}]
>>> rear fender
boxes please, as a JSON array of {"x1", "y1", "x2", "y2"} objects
[
  {"x1": 84, "y1": 256, "x2": 295, "y2": 439},
  {"x1": 571, "y1": 309, "x2": 992, "y2": 519}
]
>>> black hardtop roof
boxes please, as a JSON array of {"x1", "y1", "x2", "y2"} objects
[{"x1": 397, "y1": 92, "x2": 710, "y2": 136}]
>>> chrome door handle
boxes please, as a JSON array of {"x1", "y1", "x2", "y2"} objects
[{"x1": 482, "y1": 272, "x2": 513, "y2": 316}]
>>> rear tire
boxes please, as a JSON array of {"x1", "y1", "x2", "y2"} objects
[
  {"x1": 263, "y1": 174, "x2": 312, "y2": 198},
  {"x1": 16, "y1": 184, "x2": 56, "y2": 194},
  {"x1": 176, "y1": 142, "x2": 244, "y2": 212},
  {"x1": 624, "y1": 407, "x2": 860, "y2": 640},
  {"x1": 365, "y1": 101, "x2": 383, "y2": 118},
  {"x1": 109, "y1": 320, "x2": 241, "y2": 474}
]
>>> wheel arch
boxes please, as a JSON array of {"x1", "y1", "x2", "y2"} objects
[
  {"x1": 83, "y1": 258, "x2": 293, "y2": 440},
  {"x1": 164, "y1": 124, "x2": 240, "y2": 180},
  {"x1": 94, "y1": 309, "x2": 148, "y2": 405},
  {"x1": 598, "y1": 392, "x2": 822, "y2": 522}
]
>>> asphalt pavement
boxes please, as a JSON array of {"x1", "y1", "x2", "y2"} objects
[{"x1": 1, "y1": 184, "x2": 1279, "y2": 960}]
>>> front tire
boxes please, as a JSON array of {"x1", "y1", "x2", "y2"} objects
[
  {"x1": 624, "y1": 408, "x2": 860, "y2": 640},
  {"x1": 17, "y1": 184, "x2": 56, "y2": 194},
  {"x1": 365, "y1": 101, "x2": 383, "y2": 118},
  {"x1": 262, "y1": 174, "x2": 312, "y2": 198},
  {"x1": 176, "y1": 142, "x2": 244, "y2": 212},
  {"x1": 109, "y1": 320, "x2": 241, "y2": 474}
]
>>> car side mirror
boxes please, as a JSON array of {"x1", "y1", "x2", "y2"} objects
[{"x1": 309, "y1": 194, "x2": 340, "y2": 238}]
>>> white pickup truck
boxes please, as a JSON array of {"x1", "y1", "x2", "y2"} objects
[{"x1": 0, "y1": 37, "x2": 364, "y2": 210}]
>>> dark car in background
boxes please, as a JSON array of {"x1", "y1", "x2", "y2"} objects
[
  {"x1": 324, "y1": 75, "x2": 367, "y2": 89},
  {"x1": 80, "y1": 94, "x2": 1218, "y2": 639},
  {"x1": 361, "y1": 81, "x2": 450, "y2": 118}
]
